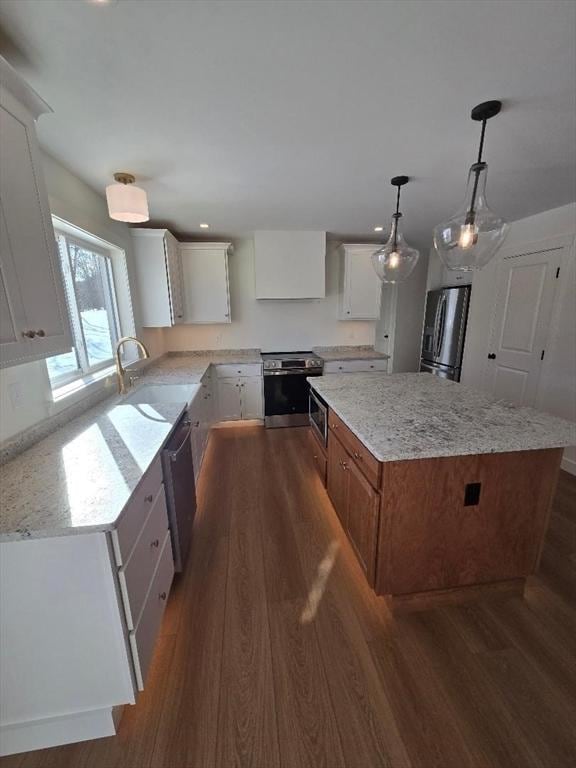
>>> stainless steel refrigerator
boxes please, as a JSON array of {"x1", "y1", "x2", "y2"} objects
[{"x1": 420, "y1": 285, "x2": 470, "y2": 382}]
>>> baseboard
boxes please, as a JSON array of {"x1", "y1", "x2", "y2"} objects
[
  {"x1": 384, "y1": 578, "x2": 526, "y2": 614},
  {"x1": 561, "y1": 455, "x2": 576, "y2": 476},
  {"x1": 0, "y1": 707, "x2": 118, "y2": 757}
]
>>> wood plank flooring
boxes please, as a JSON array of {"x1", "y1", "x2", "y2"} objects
[{"x1": 3, "y1": 425, "x2": 576, "y2": 768}]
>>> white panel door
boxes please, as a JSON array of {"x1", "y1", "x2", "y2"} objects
[
  {"x1": 217, "y1": 378, "x2": 242, "y2": 421},
  {"x1": 485, "y1": 247, "x2": 562, "y2": 406},
  {"x1": 180, "y1": 243, "x2": 231, "y2": 323},
  {"x1": 240, "y1": 377, "x2": 263, "y2": 419},
  {"x1": 0, "y1": 91, "x2": 71, "y2": 366},
  {"x1": 341, "y1": 246, "x2": 381, "y2": 319}
]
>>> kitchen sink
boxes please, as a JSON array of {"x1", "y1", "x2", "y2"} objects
[{"x1": 121, "y1": 383, "x2": 199, "y2": 405}]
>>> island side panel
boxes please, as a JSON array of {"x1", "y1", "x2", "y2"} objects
[{"x1": 376, "y1": 448, "x2": 563, "y2": 598}]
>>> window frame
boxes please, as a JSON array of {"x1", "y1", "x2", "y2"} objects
[{"x1": 47, "y1": 230, "x2": 121, "y2": 389}]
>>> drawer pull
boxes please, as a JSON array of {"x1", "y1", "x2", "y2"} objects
[
  {"x1": 313, "y1": 454, "x2": 318, "y2": 460},
  {"x1": 331, "y1": 423, "x2": 338, "y2": 429},
  {"x1": 150, "y1": 539, "x2": 160, "y2": 548},
  {"x1": 144, "y1": 494, "x2": 154, "y2": 503},
  {"x1": 353, "y1": 451, "x2": 362, "y2": 460},
  {"x1": 159, "y1": 591, "x2": 167, "y2": 601}
]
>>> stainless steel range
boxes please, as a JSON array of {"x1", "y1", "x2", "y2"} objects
[{"x1": 261, "y1": 351, "x2": 323, "y2": 428}]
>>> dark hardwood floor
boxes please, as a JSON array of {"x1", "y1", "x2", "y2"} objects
[{"x1": 3, "y1": 425, "x2": 576, "y2": 768}]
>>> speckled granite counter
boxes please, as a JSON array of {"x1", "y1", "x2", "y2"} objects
[
  {"x1": 309, "y1": 372, "x2": 575, "y2": 463},
  {"x1": 0, "y1": 402, "x2": 187, "y2": 542},
  {"x1": 141, "y1": 349, "x2": 262, "y2": 384},
  {"x1": 313, "y1": 345, "x2": 389, "y2": 362}
]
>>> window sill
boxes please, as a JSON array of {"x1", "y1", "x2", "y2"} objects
[{"x1": 51, "y1": 365, "x2": 117, "y2": 405}]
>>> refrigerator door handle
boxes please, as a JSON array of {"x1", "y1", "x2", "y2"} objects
[
  {"x1": 436, "y1": 293, "x2": 448, "y2": 359},
  {"x1": 432, "y1": 296, "x2": 443, "y2": 359}
]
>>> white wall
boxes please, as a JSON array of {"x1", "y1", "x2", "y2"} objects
[
  {"x1": 451, "y1": 203, "x2": 576, "y2": 474},
  {"x1": 0, "y1": 152, "x2": 163, "y2": 445},
  {"x1": 163, "y1": 238, "x2": 376, "y2": 352}
]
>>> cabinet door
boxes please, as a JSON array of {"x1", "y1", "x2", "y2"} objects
[
  {"x1": 346, "y1": 460, "x2": 380, "y2": 586},
  {"x1": 240, "y1": 376, "x2": 263, "y2": 419},
  {"x1": 180, "y1": 243, "x2": 231, "y2": 323},
  {"x1": 341, "y1": 247, "x2": 381, "y2": 320},
  {"x1": 131, "y1": 230, "x2": 173, "y2": 327},
  {"x1": 217, "y1": 378, "x2": 242, "y2": 421},
  {"x1": 327, "y1": 432, "x2": 349, "y2": 526},
  {"x1": 164, "y1": 231, "x2": 184, "y2": 325},
  {"x1": 0, "y1": 91, "x2": 71, "y2": 367}
]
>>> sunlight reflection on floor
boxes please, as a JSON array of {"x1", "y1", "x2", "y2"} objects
[{"x1": 300, "y1": 539, "x2": 340, "y2": 624}]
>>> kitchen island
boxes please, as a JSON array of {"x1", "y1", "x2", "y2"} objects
[{"x1": 308, "y1": 373, "x2": 575, "y2": 611}]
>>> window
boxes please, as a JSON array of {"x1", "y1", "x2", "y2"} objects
[{"x1": 46, "y1": 231, "x2": 121, "y2": 388}]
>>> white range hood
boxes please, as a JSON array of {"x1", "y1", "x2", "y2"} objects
[{"x1": 254, "y1": 230, "x2": 326, "y2": 300}]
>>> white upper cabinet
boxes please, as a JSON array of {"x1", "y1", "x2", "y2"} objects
[
  {"x1": 339, "y1": 244, "x2": 381, "y2": 320},
  {"x1": 131, "y1": 229, "x2": 184, "y2": 327},
  {"x1": 179, "y1": 242, "x2": 232, "y2": 324},
  {"x1": 0, "y1": 57, "x2": 72, "y2": 368},
  {"x1": 254, "y1": 231, "x2": 326, "y2": 299}
]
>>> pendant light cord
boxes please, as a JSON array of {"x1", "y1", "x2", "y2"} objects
[
  {"x1": 466, "y1": 118, "x2": 487, "y2": 225},
  {"x1": 393, "y1": 184, "x2": 401, "y2": 249}
]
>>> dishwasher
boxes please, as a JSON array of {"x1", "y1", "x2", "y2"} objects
[{"x1": 161, "y1": 412, "x2": 196, "y2": 572}]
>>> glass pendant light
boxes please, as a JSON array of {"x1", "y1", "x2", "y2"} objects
[
  {"x1": 106, "y1": 172, "x2": 149, "y2": 223},
  {"x1": 372, "y1": 176, "x2": 420, "y2": 283},
  {"x1": 433, "y1": 100, "x2": 508, "y2": 271}
]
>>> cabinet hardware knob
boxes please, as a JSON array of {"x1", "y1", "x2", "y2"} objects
[
  {"x1": 313, "y1": 454, "x2": 318, "y2": 459},
  {"x1": 145, "y1": 494, "x2": 154, "y2": 503},
  {"x1": 353, "y1": 451, "x2": 361, "y2": 459},
  {"x1": 22, "y1": 330, "x2": 36, "y2": 339},
  {"x1": 159, "y1": 591, "x2": 167, "y2": 601},
  {"x1": 177, "y1": 314, "x2": 183, "y2": 318},
  {"x1": 487, "y1": 353, "x2": 496, "y2": 360},
  {"x1": 384, "y1": 334, "x2": 389, "y2": 339},
  {"x1": 151, "y1": 539, "x2": 159, "y2": 548},
  {"x1": 194, "y1": 420, "x2": 200, "y2": 427},
  {"x1": 36, "y1": 329, "x2": 46, "y2": 337},
  {"x1": 225, "y1": 313, "x2": 230, "y2": 317},
  {"x1": 331, "y1": 423, "x2": 338, "y2": 429}
]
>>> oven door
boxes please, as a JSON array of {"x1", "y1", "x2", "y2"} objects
[
  {"x1": 263, "y1": 370, "x2": 322, "y2": 428},
  {"x1": 309, "y1": 389, "x2": 328, "y2": 446}
]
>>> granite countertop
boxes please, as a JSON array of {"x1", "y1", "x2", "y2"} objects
[
  {"x1": 0, "y1": 402, "x2": 187, "y2": 542},
  {"x1": 141, "y1": 349, "x2": 262, "y2": 384},
  {"x1": 313, "y1": 346, "x2": 389, "y2": 362},
  {"x1": 309, "y1": 372, "x2": 575, "y2": 463}
]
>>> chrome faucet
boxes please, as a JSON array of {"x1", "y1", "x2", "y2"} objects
[{"x1": 115, "y1": 336, "x2": 150, "y2": 395}]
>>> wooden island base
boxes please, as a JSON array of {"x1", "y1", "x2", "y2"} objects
[
  {"x1": 383, "y1": 577, "x2": 526, "y2": 614},
  {"x1": 309, "y1": 411, "x2": 563, "y2": 613}
]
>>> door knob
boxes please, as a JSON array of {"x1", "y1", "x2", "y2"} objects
[{"x1": 487, "y1": 353, "x2": 496, "y2": 360}]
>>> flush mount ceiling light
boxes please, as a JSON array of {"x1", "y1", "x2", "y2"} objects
[
  {"x1": 433, "y1": 100, "x2": 508, "y2": 271},
  {"x1": 106, "y1": 172, "x2": 149, "y2": 223},
  {"x1": 372, "y1": 176, "x2": 420, "y2": 284}
]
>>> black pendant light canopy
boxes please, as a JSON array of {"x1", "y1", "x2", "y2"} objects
[
  {"x1": 372, "y1": 176, "x2": 420, "y2": 284},
  {"x1": 433, "y1": 100, "x2": 508, "y2": 271}
]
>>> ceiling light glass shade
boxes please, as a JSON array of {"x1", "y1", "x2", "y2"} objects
[
  {"x1": 106, "y1": 179, "x2": 149, "y2": 223},
  {"x1": 372, "y1": 214, "x2": 420, "y2": 284},
  {"x1": 433, "y1": 163, "x2": 508, "y2": 272}
]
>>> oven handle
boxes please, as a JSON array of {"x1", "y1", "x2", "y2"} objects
[{"x1": 264, "y1": 369, "x2": 310, "y2": 376}]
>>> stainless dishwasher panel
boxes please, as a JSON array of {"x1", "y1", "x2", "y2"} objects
[{"x1": 162, "y1": 414, "x2": 196, "y2": 572}]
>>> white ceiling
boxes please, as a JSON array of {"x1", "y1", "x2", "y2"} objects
[{"x1": 0, "y1": 0, "x2": 575, "y2": 248}]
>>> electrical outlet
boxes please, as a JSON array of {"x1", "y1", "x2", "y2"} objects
[{"x1": 8, "y1": 382, "x2": 23, "y2": 409}]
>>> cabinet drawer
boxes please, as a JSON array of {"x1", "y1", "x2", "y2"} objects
[
  {"x1": 112, "y1": 456, "x2": 163, "y2": 566},
  {"x1": 118, "y1": 485, "x2": 170, "y2": 629},
  {"x1": 307, "y1": 428, "x2": 327, "y2": 486},
  {"x1": 323, "y1": 359, "x2": 388, "y2": 374},
  {"x1": 328, "y1": 410, "x2": 381, "y2": 488},
  {"x1": 129, "y1": 531, "x2": 174, "y2": 690},
  {"x1": 214, "y1": 363, "x2": 262, "y2": 379}
]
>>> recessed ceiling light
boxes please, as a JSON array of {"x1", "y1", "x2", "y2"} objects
[
  {"x1": 199, "y1": 223, "x2": 210, "y2": 229},
  {"x1": 374, "y1": 226, "x2": 384, "y2": 232}
]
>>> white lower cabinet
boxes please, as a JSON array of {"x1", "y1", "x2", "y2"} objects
[
  {"x1": 129, "y1": 532, "x2": 174, "y2": 690},
  {"x1": 216, "y1": 376, "x2": 263, "y2": 421},
  {"x1": 323, "y1": 359, "x2": 389, "y2": 374},
  {"x1": 0, "y1": 452, "x2": 175, "y2": 756}
]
